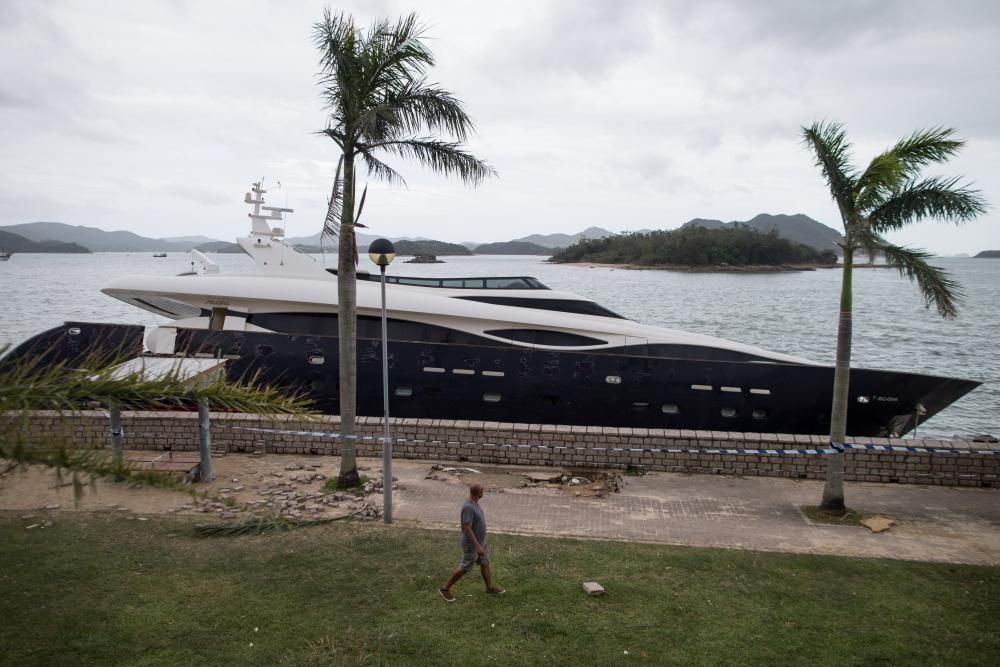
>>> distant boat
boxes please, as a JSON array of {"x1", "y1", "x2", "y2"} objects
[
  {"x1": 152, "y1": 252, "x2": 168, "y2": 258},
  {"x1": 0, "y1": 248, "x2": 11, "y2": 261}
]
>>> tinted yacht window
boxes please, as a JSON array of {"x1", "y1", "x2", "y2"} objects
[
  {"x1": 246, "y1": 313, "x2": 338, "y2": 336},
  {"x1": 246, "y1": 312, "x2": 500, "y2": 346},
  {"x1": 455, "y1": 296, "x2": 624, "y2": 319}
]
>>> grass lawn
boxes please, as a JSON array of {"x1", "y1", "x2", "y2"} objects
[{"x1": 1, "y1": 512, "x2": 997, "y2": 666}]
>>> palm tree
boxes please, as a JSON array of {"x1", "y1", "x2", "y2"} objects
[
  {"x1": 313, "y1": 10, "x2": 495, "y2": 487},
  {"x1": 802, "y1": 122, "x2": 986, "y2": 512}
]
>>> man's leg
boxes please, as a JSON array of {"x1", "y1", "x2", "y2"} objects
[
  {"x1": 480, "y1": 562, "x2": 504, "y2": 593},
  {"x1": 479, "y1": 562, "x2": 494, "y2": 589},
  {"x1": 442, "y1": 566, "x2": 466, "y2": 593}
]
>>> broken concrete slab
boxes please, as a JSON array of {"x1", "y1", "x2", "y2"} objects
[
  {"x1": 582, "y1": 581, "x2": 605, "y2": 596},
  {"x1": 861, "y1": 516, "x2": 895, "y2": 533}
]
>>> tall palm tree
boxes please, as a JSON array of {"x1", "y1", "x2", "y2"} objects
[
  {"x1": 313, "y1": 10, "x2": 495, "y2": 486},
  {"x1": 802, "y1": 122, "x2": 986, "y2": 512}
]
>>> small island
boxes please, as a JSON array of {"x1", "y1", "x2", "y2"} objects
[
  {"x1": 549, "y1": 226, "x2": 838, "y2": 272},
  {"x1": 404, "y1": 254, "x2": 444, "y2": 264},
  {"x1": 393, "y1": 239, "x2": 472, "y2": 256},
  {"x1": 974, "y1": 250, "x2": 1000, "y2": 258},
  {"x1": 473, "y1": 240, "x2": 556, "y2": 255}
]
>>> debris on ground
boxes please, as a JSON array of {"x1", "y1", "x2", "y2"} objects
[
  {"x1": 424, "y1": 465, "x2": 624, "y2": 498},
  {"x1": 426, "y1": 464, "x2": 481, "y2": 479},
  {"x1": 861, "y1": 516, "x2": 895, "y2": 533},
  {"x1": 582, "y1": 581, "x2": 605, "y2": 596}
]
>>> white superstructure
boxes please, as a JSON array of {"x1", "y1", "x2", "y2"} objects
[{"x1": 102, "y1": 181, "x2": 816, "y2": 366}]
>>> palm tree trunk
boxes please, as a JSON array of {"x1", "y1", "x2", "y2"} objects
[
  {"x1": 336, "y1": 150, "x2": 360, "y2": 487},
  {"x1": 821, "y1": 247, "x2": 853, "y2": 512}
]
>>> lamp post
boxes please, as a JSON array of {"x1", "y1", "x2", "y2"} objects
[{"x1": 368, "y1": 238, "x2": 396, "y2": 523}]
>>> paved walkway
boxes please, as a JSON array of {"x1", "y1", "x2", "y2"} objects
[{"x1": 384, "y1": 459, "x2": 1000, "y2": 566}]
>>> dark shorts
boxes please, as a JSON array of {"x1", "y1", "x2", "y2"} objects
[{"x1": 459, "y1": 545, "x2": 489, "y2": 572}]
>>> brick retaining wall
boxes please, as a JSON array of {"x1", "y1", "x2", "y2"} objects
[{"x1": 9, "y1": 411, "x2": 999, "y2": 488}]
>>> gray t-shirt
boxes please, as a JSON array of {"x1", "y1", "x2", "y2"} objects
[{"x1": 460, "y1": 499, "x2": 486, "y2": 550}]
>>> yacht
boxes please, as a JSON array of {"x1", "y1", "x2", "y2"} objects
[
  {"x1": 0, "y1": 249, "x2": 11, "y2": 261},
  {"x1": 4, "y1": 182, "x2": 980, "y2": 437}
]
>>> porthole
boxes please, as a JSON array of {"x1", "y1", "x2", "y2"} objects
[
  {"x1": 691, "y1": 384, "x2": 712, "y2": 391},
  {"x1": 752, "y1": 408, "x2": 768, "y2": 420},
  {"x1": 661, "y1": 403, "x2": 679, "y2": 414},
  {"x1": 721, "y1": 407, "x2": 737, "y2": 418},
  {"x1": 749, "y1": 388, "x2": 771, "y2": 395},
  {"x1": 482, "y1": 370, "x2": 505, "y2": 377},
  {"x1": 606, "y1": 375, "x2": 622, "y2": 385},
  {"x1": 307, "y1": 355, "x2": 325, "y2": 365},
  {"x1": 721, "y1": 386, "x2": 741, "y2": 393},
  {"x1": 452, "y1": 368, "x2": 475, "y2": 375},
  {"x1": 423, "y1": 367, "x2": 445, "y2": 373},
  {"x1": 394, "y1": 386, "x2": 413, "y2": 397},
  {"x1": 68, "y1": 327, "x2": 81, "y2": 336},
  {"x1": 857, "y1": 395, "x2": 870, "y2": 404},
  {"x1": 632, "y1": 402, "x2": 650, "y2": 411},
  {"x1": 483, "y1": 393, "x2": 502, "y2": 403}
]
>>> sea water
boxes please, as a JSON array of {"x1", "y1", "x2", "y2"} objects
[{"x1": 1, "y1": 252, "x2": 997, "y2": 438}]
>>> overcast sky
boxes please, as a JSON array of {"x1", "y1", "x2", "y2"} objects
[{"x1": 1, "y1": 0, "x2": 998, "y2": 254}]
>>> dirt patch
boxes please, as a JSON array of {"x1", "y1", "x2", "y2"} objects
[
  {"x1": 425, "y1": 464, "x2": 624, "y2": 498},
  {"x1": 0, "y1": 452, "x2": 387, "y2": 523}
]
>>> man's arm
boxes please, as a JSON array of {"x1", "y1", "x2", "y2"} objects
[{"x1": 462, "y1": 522, "x2": 484, "y2": 554}]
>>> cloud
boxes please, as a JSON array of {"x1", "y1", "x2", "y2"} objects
[
  {"x1": 159, "y1": 182, "x2": 232, "y2": 207},
  {"x1": 0, "y1": 0, "x2": 996, "y2": 255}
]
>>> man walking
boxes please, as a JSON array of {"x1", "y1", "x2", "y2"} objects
[{"x1": 439, "y1": 483, "x2": 505, "y2": 602}]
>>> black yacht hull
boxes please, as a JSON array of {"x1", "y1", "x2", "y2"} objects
[{"x1": 5, "y1": 322, "x2": 980, "y2": 438}]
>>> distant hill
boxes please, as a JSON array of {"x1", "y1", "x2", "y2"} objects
[
  {"x1": 512, "y1": 226, "x2": 614, "y2": 249},
  {"x1": 473, "y1": 241, "x2": 556, "y2": 255},
  {"x1": 0, "y1": 229, "x2": 90, "y2": 253},
  {"x1": 975, "y1": 250, "x2": 1000, "y2": 258},
  {"x1": 680, "y1": 214, "x2": 842, "y2": 253},
  {"x1": 0, "y1": 222, "x2": 220, "y2": 252},
  {"x1": 195, "y1": 241, "x2": 244, "y2": 253},
  {"x1": 394, "y1": 239, "x2": 472, "y2": 256},
  {"x1": 288, "y1": 231, "x2": 369, "y2": 250},
  {"x1": 285, "y1": 231, "x2": 436, "y2": 252}
]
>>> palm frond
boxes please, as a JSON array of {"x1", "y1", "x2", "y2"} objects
[
  {"x1": 874, "y1": 237, "x2": 965, "y2": 318},
  {"x1": 379, "y1": 80, "x2": 476, "y2": 142},
  {"x1": 869, "y1": 176, "x2": 987, "y2": 233},
  {"x1": 855, "y1": 154, "x2": 906, "y2": 211},
  {"x1": 322, "y1": 155, "x2": 345, "y2": 241},
  {"x1": 364, "y1": 13, "x2": 433, "y2": 91},
  {"x1": 0, "y1": 350, "x2": 314, "y2": 416},
  {"x1": 0, "y1": 348, "x2": 316, "y2": 500},
  {"x1": 355, "y1": 145, "x2": 406, "y2": 186},
  {"x1": 857, "y1": 127, "x2": 967, "y2": 211},
  {"x1": 355, "y1": 183, "x2": 368, "y2": 226},
  {"x1": 194, "y1": 513, "x2": 362, "y2": 538},
  {"x1": 801, "y1": 121, "x2": 857, "y2": 218},
  {"x1": 889, "y1": 127, "x2": 964, "y2": 175},
  {"x1": 313, "y1": 10, "x2": 361, "y2": 115},
  {"x1": 371, "y1": 138, "x2": 496, "y2": 186}
]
